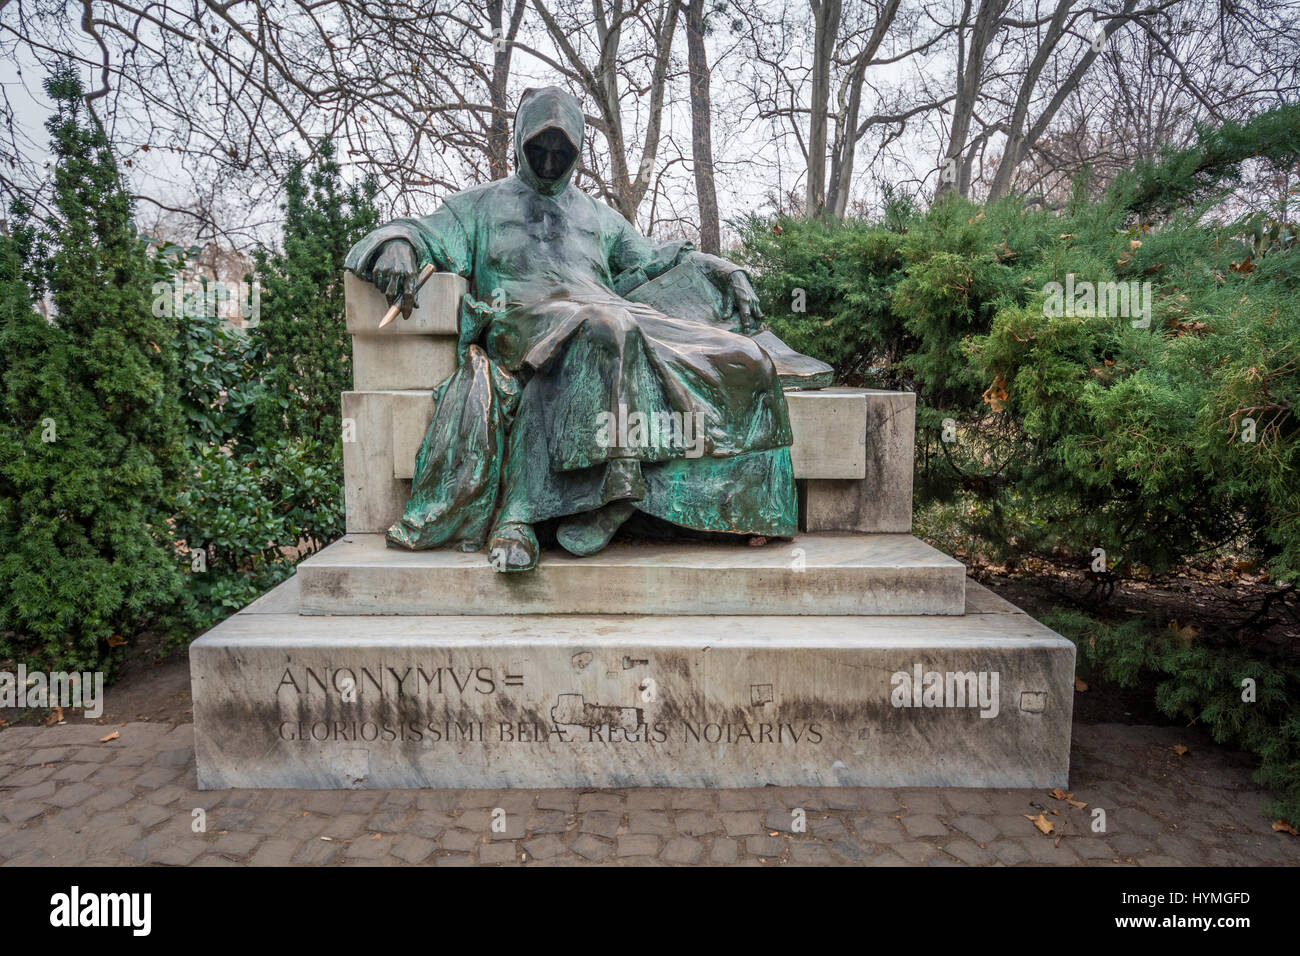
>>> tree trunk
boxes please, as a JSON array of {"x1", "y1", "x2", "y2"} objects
[
  {"x1": 685, "y1": 0, "x2": 720, "y2": 252},
  {"x1": 487, "y1": 0, "x2": 527, "y2": 180},
  {"x1": 826, "y1": 0, "x2": 900, "y2": 218},
  {"x1": 985, "y1": 0, "x2": 1075, "y2": 201},
  {"x1": 987, "y1": 0, "x2": 1142, "y2": 200},
  {"x1": 936, "y1": 0, "x2": 1005, "y2": 200},
  {"x1": 806, "y1": 0, "x2": 842, "y2": 218}
]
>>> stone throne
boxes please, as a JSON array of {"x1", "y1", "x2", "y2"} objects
[{"x1": 188, "y1": 275, "x2": 1075, "y2": 790}]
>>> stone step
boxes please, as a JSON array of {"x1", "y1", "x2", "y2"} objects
[
  {"x1": 295, "y1": 532, "x2": 966, "y2": 617},
  {"x1": 191, "y1": 577, "x2": 1074, "y2": 790}
]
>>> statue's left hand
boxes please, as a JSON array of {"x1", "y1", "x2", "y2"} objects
[{"x1": 727, "y1": 271, "x2": 763, "y2": 334}]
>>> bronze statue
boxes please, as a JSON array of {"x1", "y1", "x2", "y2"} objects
[{"x1": 346, "y1": 86, "x2": 829, "y2": 572}]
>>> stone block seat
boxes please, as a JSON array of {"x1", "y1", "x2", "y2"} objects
[{"x1": 189, "y1": 274, "x2": 1075, "y2": 790}]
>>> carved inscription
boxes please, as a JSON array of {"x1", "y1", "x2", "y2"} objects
[{"x1": 272, "y1": 666, "x2": 824, "y2": 747}]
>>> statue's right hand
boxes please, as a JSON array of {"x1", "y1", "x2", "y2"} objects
[{"x1": 368, "y1": 239, "x2": 419, "y2": 319}]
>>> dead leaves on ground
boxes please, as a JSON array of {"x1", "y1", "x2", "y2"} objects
[
  {"x1": 1272, "y1": 820, "x2": 1298, "y2": 836},
  {"x1": 1024, "y1": 812, "x2": 1055, "y2": 835},
  {"x1": 1049, "y1": 788, "x2": 1089, "y2": 810},
  {"x1": 1026, "y1": 788, "x2": 1092, "y2": 839}
]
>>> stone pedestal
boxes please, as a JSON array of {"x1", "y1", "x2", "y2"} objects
[
  {"x1": 189, "y1": 272, "x2": 1076, "y2": 790},
  {"x1": 192, "y1": 577, "x2": 1072, "y2": 790}
]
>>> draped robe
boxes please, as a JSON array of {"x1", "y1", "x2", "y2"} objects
[{"x1": 344, "y1": 87, "x2": 797, "y2": 551}]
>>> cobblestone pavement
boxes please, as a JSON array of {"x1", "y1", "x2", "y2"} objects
[{"x1": 1, "y1": 719, "x2": 1296, "y2": 866}]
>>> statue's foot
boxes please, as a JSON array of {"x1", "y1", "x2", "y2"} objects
[
  {"x1": 557, "y1": 501, "x2": 637, "y2": 557},
  {"x1": 487, "y1": 521, "x2": 539, "y2": 572}
]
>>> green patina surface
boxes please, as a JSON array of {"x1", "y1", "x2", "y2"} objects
[{"x1": 345, "y1": 86, "x2": 809, "y2": 567}]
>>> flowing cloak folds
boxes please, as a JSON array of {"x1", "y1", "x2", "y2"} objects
[{"x1": 344, "y1": 86, "x2": 796, "y2": 550}]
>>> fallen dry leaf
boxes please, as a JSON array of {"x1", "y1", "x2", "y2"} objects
[
  {"x1": 99, "y1": 730, "x2": 119, "y2": 743},
  {"x1": 45, "y1": 706, "x2": 64, "y2": 726},
  {"x1": 1130, "y1": 239, "x2": 1142, "y2": 250},
  {"x1": 1074, "y1": 676, "x2": 1089, "y2": 692},
  {"x1": 1272, "y1": 820, "x2": 1298, "y2": 836},
  {"x1": 1048, "y1": 788, "x2": 1088, "y2": 810},
  {"x1": 983, "y1": 375, "x2": 1009, "y2": 413},
  {"x1": 1170, "y1": 320, "x2": 1209, "y2": 337},
  {"x1": 107, "y1": 634, "x2": 127, "y2": 647},
  {"x1": 1024, "y1": 812, "x2": 1055, "y2": 836},
  {"x1": 1171, "y1": 744, "x2": 1189, "y2": 756}
]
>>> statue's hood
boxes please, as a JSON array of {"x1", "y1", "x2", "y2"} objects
[{"x1": 514, "y1": 86, "x2": 583, "y2": 196}]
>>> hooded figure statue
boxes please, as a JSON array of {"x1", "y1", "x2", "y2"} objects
[{"x1": 345, "y1": 86, "x2": 799, "y2": 571}]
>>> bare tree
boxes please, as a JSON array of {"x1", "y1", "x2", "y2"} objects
[
  {"x1": 804, "y1": 0, "x2": 841, "y2": 216},
  {"x1": 486, "y1": 0, "x2": 531, "y2": 179},
  {"x1": 2, "y1": 0, "x2": 1295, "y2": 255},
  {"x1": 934, "y1": 0, "x2": 1007, "y2": 199},
  {"x1": 527, "y1": 0, "x2": 684, "y2": 220},
  {"x1": 684, "y1": 0, "x2": 720, "y2": 251}
]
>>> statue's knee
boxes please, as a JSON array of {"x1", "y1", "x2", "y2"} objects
[
  {"x1": 727, "y1": 333, "x2": 771, "y2": 370},
  {"x1": 580, "y1": 306, "x2": 637, "y2": 347}
]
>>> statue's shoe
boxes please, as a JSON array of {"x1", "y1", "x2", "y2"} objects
[
  {"x1": 557, "y1": 500, "x2": 637, "y2": 557},
  {"x1": 487, "y1": 521, "x2": 539, "y2": 572}
]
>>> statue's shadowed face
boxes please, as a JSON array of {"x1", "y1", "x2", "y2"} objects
[{"x1": 523, "y1": 127, "x2": 578, "y2": 187}]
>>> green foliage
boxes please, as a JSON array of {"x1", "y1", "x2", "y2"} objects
[
  {"x1": 736, "y1": 214, "x2": 907, "y2": 385},
  {"x1": 743, "y1": 101, "x2": 1300, "y2": 584},
  {"x1": 250, "y1": 141, "x2": 378, "y2": 451},
  {"x1": 172, "y1": 276, "x2": 261, "y2": 453},
  {"x1": 174, "y1": 438, "x2": 344, "y2": 630},
  {"x1": 0, "y1": 67, "x2": 186, "y2": 675},
  {"x1": 170, "y1": 142, "x2": 374, "y2": 630},
  {"x1": 1046, "y1": 609, "x2": 1300, "y2": 827},
  {"x1": 1115, "y1": 103, "x2": 1300, "y2": 219},
  {"x1": 744, "y1": 103, "x2": 1300, "y2": 821}
]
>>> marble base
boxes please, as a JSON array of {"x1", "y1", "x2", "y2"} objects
[{"x1": 190, "y1": 577, "x2": 1073, "y2": 790}]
